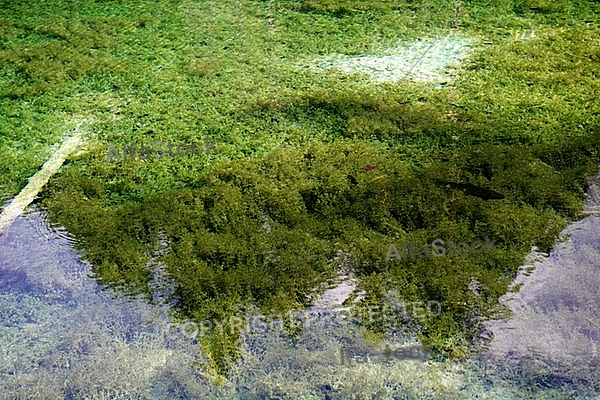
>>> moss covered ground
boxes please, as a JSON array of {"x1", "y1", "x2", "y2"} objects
[{"x1": 1, "y1": 0, "x2": 599, "y2": 380}]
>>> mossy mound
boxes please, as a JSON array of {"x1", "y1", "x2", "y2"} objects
[{"x1": 42, "y1": 130, "x2": 600, "y2": 375}]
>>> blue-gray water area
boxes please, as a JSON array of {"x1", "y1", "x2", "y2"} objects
[
  {"x1": 479, "y1": 171, "x2": 600, "y2": 393},
  {"x1": 0, "y1": 206, "x2": 208, "y2": 399}
]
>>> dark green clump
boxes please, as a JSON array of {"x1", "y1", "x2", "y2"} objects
[{"x1": 42, "y1": 129, "x2": 600, "y2": 373}]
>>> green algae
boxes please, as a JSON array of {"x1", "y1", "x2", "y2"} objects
[
  {"x1": 0, "y1": 0, "x2": 597, "y2": 382},
  {"x1": 41, "y1": 133, "x2": 600, "y2": 374}
]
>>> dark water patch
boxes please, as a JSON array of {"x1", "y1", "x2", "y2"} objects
[
  {"x1": 579, "y1": 328, "x2": 600, "y2": 341},
  {"x1": 433, "y1": 179, "x2": 505, "y2": 200},
  {"x1": 0, "y1": 195, "x2": 12, "y2": 213},
  {"x1": 0, "y1": 268, "x2": 38, "y2": 294},
  {"x1": 533, "y1": 291, "x2": 584, "y2": 313}
]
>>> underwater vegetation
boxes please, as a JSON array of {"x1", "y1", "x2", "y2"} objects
[
  {"x1": 0, "y1": 0, "x2": 598, "y2": 384},
  {"x1": 41, "y1": 131, "x2": 600, "y2": 375}
]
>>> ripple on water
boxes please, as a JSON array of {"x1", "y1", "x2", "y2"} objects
[{"x1": 24, "y1": 204, "x2": 80, "y2": 249}]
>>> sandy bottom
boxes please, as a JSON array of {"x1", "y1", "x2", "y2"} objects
[
  {"x1": 308, "y1": 35, "x2": 476, "y2": 85},
  {"x1": 479, "y1": 172, "x2": 600, "y2": 390}
]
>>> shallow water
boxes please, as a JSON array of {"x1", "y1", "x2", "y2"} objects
[
  {"x1": 310, "y1": 35, "x2": 476, "y2": 85},
  {"x1": 1, "y1": 178, "x2": 599, "y2": 399},
  {"x1": 480, "y1": 171, "x2": 600, "y2": 392},
  {"x1": 0, "y1": 207, "x2": 205, "y2": 399}
]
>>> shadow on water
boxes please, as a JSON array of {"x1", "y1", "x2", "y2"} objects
[{"x1": 0, "y1": 268, "x2": 37, "y2": 294}]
